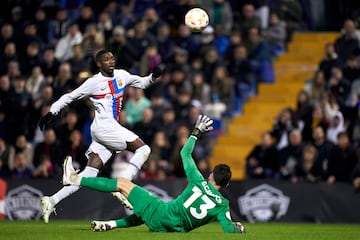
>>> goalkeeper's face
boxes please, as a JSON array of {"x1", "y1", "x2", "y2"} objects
[{"x1": 99, "y1": 52, "x2": 116, "y2": 76}]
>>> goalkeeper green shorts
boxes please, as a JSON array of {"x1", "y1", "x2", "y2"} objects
[{"x1": 128, "y1": 186, "x2": 186, "y2": 232}]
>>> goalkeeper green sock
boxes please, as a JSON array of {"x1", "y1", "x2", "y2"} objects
[{"x1": 80, "y1": 177, "x2": 118, "y2": 192}]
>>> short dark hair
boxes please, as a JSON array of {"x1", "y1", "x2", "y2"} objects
[
  {"x1": 95, "y1": 49, "x2": 110, "y2": 63},
  {"x1": 213, "y1": 164, "x2": 231, "y2": 189}
]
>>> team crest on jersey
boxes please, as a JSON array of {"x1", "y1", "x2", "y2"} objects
[
  {"x1": 5, "y1": 184, "x2": 43, "y2": 220},
  {"x1": 117, "y1": 79, "x2": 123, "y2": 87},
  {"x1": 238, "y1": 184, "x2": 290, "y2": 223}
]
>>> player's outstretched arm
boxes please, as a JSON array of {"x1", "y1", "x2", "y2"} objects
[
  {"x1": 38, "y1": 78, "x2": 95, "y2": 131},
  {"x1": 127, "y1": 66, "x2": 162, "y2": 89},
  {"x1": 180, "y1": 115, "x2": 213, "y2": 181}
]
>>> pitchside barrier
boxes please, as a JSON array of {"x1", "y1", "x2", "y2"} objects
[{"x1": 2, "y1": 178, "x2": 360, "y2": 223}]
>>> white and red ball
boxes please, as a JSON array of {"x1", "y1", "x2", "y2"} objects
[{"x1": 185, "y1": 8, "x2": 209, "y2": 32}]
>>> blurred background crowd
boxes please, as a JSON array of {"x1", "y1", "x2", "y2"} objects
[{"x1": 0, "y1": 0, "x2": 359, "y2": 188}]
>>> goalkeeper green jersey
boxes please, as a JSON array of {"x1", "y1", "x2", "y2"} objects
[{"x1": 127, "y1": 136, "x2": 239, "y2": 233}]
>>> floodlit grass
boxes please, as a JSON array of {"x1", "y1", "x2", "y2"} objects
[{"x1": 1, "y1": 221, "x2": 360, "y2": 240}]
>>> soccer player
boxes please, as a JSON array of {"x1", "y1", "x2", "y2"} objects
[
  {"x1": 62, "y1": 115, "x2": 246, "y2": 233},
  {"x1": 38, "y1": 50, "x2": 162, "y2": 223}
]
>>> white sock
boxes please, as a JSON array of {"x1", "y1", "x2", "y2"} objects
[
  {"x1": 121, "y1": 145, "x2": 151, "y2": 180},
  {"x1": 52, "y1": 166, "x2": 99, "y2": 205}
]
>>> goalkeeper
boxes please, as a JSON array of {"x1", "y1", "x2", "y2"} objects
[{"x1": 62, "y1": 115, "x2": 245, "y2": 233}]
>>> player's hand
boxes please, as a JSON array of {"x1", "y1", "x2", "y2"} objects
[
  {"x1": 151, "y1": 66, "x2": 162, "y2": 81},
  {"x1": 233, "y1": 221, "x2": 246, "y2": 233},
  {"x1": 195, "y1": 115, "x2": 213, "y2": 133},
  {"x1": 38, "y1": 112, "x2": 54, "y2": 131}
]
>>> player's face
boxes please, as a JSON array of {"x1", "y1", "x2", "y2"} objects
[{"x1": 99, "y1": 52, "x2": 115, "y2": 76}]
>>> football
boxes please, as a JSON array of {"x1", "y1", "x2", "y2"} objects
[{"x1": 185, "y1": 8, "x2": 209, "y2": 32}]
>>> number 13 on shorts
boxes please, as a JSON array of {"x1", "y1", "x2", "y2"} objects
[{"x1": 183, "y1": 186, "x2": 216, "y2": 219}]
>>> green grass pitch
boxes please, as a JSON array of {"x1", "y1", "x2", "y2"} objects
[{"x1": 1, "y1": 221, "x2": 360, "y2": 240}]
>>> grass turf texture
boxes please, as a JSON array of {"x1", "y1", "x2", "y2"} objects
[{"x1": 1, "y1": 221, "x2": 360, "y2": 240}]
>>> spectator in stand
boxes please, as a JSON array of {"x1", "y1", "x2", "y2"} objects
[
  {"x1": 279, "y1": 129, "x2": 304, "y2": 180},
  {"x1": 26, "y1": 66, "x2": 46, "y2": 100},
  {"x1": 322, "y1": 92, "x2": 340, "y2": 120},
  {"x1": 225, "y1": 30, "x2": 242, "y2": 64},
  {"x1": 13, "y1": 134, "x2": 34, "y2": 170},
  {"x1": 246, "y1": 131, "x2": 279, "y2": 179},
  {"x1": 10, "y1": 152, "x2": 32, "y2": 179},
  {"x1": 275, "y1": 0, "x2": 302, "y2": 43},
  {"x1": 0, "y1": 23, "x2": 14, "y2": 53},
  {"x1": 32, "y1": 154, "x2": 53, "y2": 178},
  {"x1": 0, "y1": 75, "x2": 12, "y2": 138},
  {"x1": 97, "y1": 11, "x2": 113, "y2": 42},
  {"x1": 108, "y1": 26, "x2": 134, "y2": 70},
  {"x1": 245, "y1": 27, "x2": 272, "y2": 83},
  {"x1": 81, "y1": 23, "x2": 105, "y2": 59},
  {"x1": 149, "y1": 91, "x2": 171, "y2": 122},
  {"x1": 139, "y1": 45, "x2": 161, "y2": 76},
  {"x1": 351, "y1": 161, "x2": 360, "y2": 191},
  {"x1": 0, "y1": 42, "x2": 18, "y2": 75},
  {"x1": 302, "y1": 104, "x2": 329, "y2": 142},
  {"x1": 342, "y1": 55, "x2": 360, "y2": 83},
  {"x1": 33, "y1": 129, "x2": 64, "y2": 176},
  {"x1": 271, "y1": 107, "x2": 298, "y2": 150},
  {"x1": 171, "y1": 124, "x2": 190, "y2": 177},
  {"x1": 327, "y1": 132, "x2": 358, "y2": 184},
  {"x1": 54, "y1": 110, "x2": 81, "y2": 145},
  {"x1": 228, "y1": 45, "x2": 255, "y2": 111},
  {"x1": 156, "y1": 22, "x2": 175, "y2": 63},
  {"x1": 48, "y1": 8, "x2": 70, "y2": 46},
  {"x1": 295, "y1": 90, "x2": 313, "y2": 131},
  {"x1": 55, "y1": 22, "x2": 83, "y2": 62},
  {"x1": 126, "y1": 20, "x2": 156, "y2": 65},
  {"x1": 172, "y1": 89, "x2": 193, "y2": 122},
  {"x1": 40, "y1": 48, "x2": 60, "y2": 83},
  {"x1": 304, "y1": 70, "x2": 326, "y2": 104},
  {"x1": 191, "y1": 72, "x2": 211, "y2": 105},
  {"x1": 326, "y1": 111, "x2": 345, "y2": 144},
  {"x1": 211, "y1": 65, "x2": 234, "y2": 108},
  {"x1": 238, "y1": 3, "x2": 262, "y2": 39},
  {"x1": 328, "y1": 66, "x2": 351, "y2": 108},
  {"x1": 67, "y1": 44, "x2": 90, "y2": 78},
  {"x1": 159, "y1": 107, "x2": 177, "y2": 145},
  {"x1": 20, "y1": 41, "x2": 41, "y2": 77},
  {"x1": 62, "y1": 129, "x2": 88, "y2": 171},
  {"x1": 312, "y1": 126, "x2": 333, "y2": 180},
  {"x1": 75, "y1": 5, "x2": 95, "y2": 34},
  {"x1": 133, "y1": 108, "x2": 158, "y2": 145},
  {"x1": 33, "y1": 8, "x2": 49, "y2": 45},
  {"x1": 203, "y1": 94, "x2": 227, "y2": 119},
  {"x1": 347, "y1": 105, "x2": 360, "y2": 147},
  {"x1": 52, "y1": 62, "x2": 76, "y2": 99},
  {"x1": 204, "y1": 0, "x2": 233, "y2": 36},
  {"x1": 143, "y1": 8, "x2": 164, "y2": 36},
  {"x1": 16, "y1": 22, "x2": 43, "y2": 60},
  {"x1": 125, "y1": 88, "x2": 151, "y2": 126},
  {"x1": 167, "y1": 48, "x2": 191, "y2": 74},
  {"x1": 6, "y1": 76, "x2": 33, "y2": 144},
  {"x1": 175, "y1": 24, "x2": 201, "y2": 59},
  {"x1": 319, "y1": 43, "x2": 341, "y2": 81},
  {"x1": 292, "y1": 144, "x2": 322, "y2": 183},
  {"x1": 9, "y1": 6, "x2": 25, "y2": 41},
  {"x1": 334, "y1": 19, "x2": 360, "y2": 63},
  {"x1": 166, "y1": 68, "x2": 190, "y2": 100},
  {"x1": 149, "y1": 130, "x2": 172, "y2": 173},
  {"x1": 263, "y1": 12, "x2": 286, "y2": 57},
  {"x1": 0, "y1": 138, "x2": 15, "y2": 174},
  {"x1": 202, "y1": 47, "x2": 221, "y2": 85},
  {"x1": 7, "y1": 60, "x2": 22, "y2": 81}
]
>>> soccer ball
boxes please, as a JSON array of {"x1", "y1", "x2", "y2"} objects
[{"x1": 185, "y1": 8, "x2": 209, "y2": 32}]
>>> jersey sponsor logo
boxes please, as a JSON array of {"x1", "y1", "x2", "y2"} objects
[
  {"x1": 238, "y1": 184, "x2": 290, "y2": 223},
  {"x1": 5, "y1": 184, "x2": 43, "y2": 220},
  {"x1": 201, "y1": 181, "x2": 222, "y2": 203}
]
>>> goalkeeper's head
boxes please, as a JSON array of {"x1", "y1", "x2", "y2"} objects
[{"x1": 209, "y1": 164, "x2": 231, "y2": 190}]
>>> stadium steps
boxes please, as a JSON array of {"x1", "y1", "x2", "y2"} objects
[{"x1": 209, "y1": 32, "x2": 339, "y2": 180}]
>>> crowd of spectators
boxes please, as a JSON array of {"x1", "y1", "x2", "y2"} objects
[
  {"x1": 0, "y1": 0, "x2": 297, "y2": 180},
  {"x1": 246, "y1": 18, "x2": 360, "y2": 190}
]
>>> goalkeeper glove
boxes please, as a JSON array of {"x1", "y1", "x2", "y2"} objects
[
  {"x1": 38, "y1": 112, "x2": 54, "y2": 131},
  {"x1": 192, "y1": 115, "x2": 213, "y2": 137}
]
